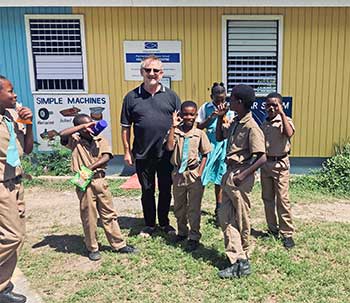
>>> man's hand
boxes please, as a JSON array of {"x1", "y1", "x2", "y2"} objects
[{"x1": 124, "y1": 151, "x2": 134, "y2": 166}]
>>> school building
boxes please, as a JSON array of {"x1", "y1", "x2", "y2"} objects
[{"x1": 0, "y1": 1, "x2": 349, "y2": 161}]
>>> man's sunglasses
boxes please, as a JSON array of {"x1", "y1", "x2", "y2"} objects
[{"x1": 143, "y1": 68, "x2": 162, "y2": 74}]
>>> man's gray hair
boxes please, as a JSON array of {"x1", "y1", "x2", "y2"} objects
[{"x1": 140, "y1": 55, "x2": 163, "y2": 69}]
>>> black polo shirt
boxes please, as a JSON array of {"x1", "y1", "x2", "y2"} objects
[{"x1": 121, "y1": 84, "x2": 181, "y2": 159}]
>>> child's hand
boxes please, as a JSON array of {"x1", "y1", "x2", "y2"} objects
[
  {"x1": 17, "y1": 106, "x2": 33, "y2": 121},
  {"x1": 209, "y1": 110, "x2": 218, "y2": 120},
  {"x1": 276, "y1": 102, "x2": 284, "y2": 115},
  {"x1": 172, "y1": 110, "x2": 183, "y2": 127},
  {"x1": 83, "y1": 122, "x2": 96, "y2": 133},
  {"x1": 232, "y1": 172, "x2": 245, "y2": 187},
  {"x1": 216, "y1": 103, "x2": 228, "y2": 116}
]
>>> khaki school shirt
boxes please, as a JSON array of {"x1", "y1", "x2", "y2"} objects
[
  {"x1": 171, "y1": 126, "x2": 211, "y2": 169},
  {"x1": 170, "y1": 126, "x2": 211, "y2": 186},
  {"x1": 65, "y1": 134, "x2": 113, "y2": 173},
  {"x1": 223, "y1": 111, "x2": 265, "y2": 166},
  {"x1": 0, "y1": 109, "x2": 25, "y2": 181},
  {"x1": 261, "y1": 114, "x2": 295, "y2": 156}
]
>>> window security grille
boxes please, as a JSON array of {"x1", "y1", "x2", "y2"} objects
[
  {"x1": 28, "y1": 18, "x2": 85, "y2": 91},
  {"x1": 226, "y1": 20, "x2": 278, "y2": 95}
]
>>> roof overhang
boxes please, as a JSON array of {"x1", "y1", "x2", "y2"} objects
[{"x1": 1, "y1": 0, "x2": 350, "y2": 7}]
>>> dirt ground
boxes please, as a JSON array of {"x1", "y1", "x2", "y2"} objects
[
  {"x1": 22, "y1": 187, "x2": 350, "y2": 276},
  {"x1": 24, "y1": 187, "x2": 350, "y2": 237}
]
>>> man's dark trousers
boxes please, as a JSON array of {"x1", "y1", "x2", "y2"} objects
[{"x1": 136, "y1": 156, "x2": 173, "y2": 227}]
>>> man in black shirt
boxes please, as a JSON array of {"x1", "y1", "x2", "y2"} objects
[{"x1": 121, "y1": 55, "x2": 181, "y2": 237}]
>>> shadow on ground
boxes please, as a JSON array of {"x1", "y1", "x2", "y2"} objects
[
  {"x1": 32, "y1": 234, "x2": 86, "y2": 256},
  {"x1": 118, "y1": 216, "x2": 145, "y2": 236}
]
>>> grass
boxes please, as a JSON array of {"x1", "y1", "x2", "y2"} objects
[
  {"x1": 20, "y1": 218, "x2": 350, "y2": 303},
  {"x1": 24, "y1": 173, "x2": 349, "y2": 201},
  {"x1": 24, "y1": 178, "x2": 140, "y2": 197},
  {"x1": 19, "y1": 175, "x2": 350, "y2": 302}
]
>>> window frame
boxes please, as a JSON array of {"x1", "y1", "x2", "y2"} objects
[
  {"x1": 222, "y1": 15, "x2": 283, "y2": 96},
  {"x1": 25, "y1": 14, "x2": 88, "y2": 94}
]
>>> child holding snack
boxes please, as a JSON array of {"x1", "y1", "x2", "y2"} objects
[{"x1": 60, "y1": 114, "x2": 137, "y2": 261}]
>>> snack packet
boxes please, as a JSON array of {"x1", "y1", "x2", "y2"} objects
[{"x1": 70, "y1": 166, "x2": 93, "y2": 191}]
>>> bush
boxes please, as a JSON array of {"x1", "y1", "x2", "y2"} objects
[
  {"x1": 290, "y1": 174, "x2": 321, "y2": 192},
  {"x1": 316, "y1": 142, "x2": 350, "y2": 195},
  {"x1": 22, "y1": 143, "x2": 72, "y2": 176}
]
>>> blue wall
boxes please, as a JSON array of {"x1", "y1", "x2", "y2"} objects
[{"x1": 0, "y1": 7, "x2": 72, "y2": 138}]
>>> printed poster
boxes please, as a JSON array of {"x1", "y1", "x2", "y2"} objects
[
  {"x1": 124, "y1": 40, "x2": 182, "y2": 81},
  {"x1": 33, "y1": 95, "x2": 112, "y2": 151}
]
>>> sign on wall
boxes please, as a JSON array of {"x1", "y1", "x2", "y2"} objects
[
  {"x1": 33, "y1": 95, "x2": 112, "y2": 151},
  {"x1": 124, "y1": 40, "x2": 182, "y2": 81}
]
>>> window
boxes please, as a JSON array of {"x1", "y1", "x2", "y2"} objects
[
  {"x1": 222, "y1": 16, "x2": 283, "y2": 96},
  {"x1": 25, "y1": 15, "x2": 88, "y2": 93}
]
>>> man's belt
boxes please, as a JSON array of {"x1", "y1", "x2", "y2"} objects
[{"x1": 267, "y1": 154, "x2": 288, "y2": 161}]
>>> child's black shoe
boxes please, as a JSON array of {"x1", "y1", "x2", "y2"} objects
[{"x1": 88, "y1": 250, "x2": 101, "y2": 261}]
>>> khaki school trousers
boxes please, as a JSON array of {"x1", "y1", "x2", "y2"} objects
[
  {"x1": 0, "y1": 177, "x2": 25, "y2": 292},
  {"x1": 173, "y1": 179, "x2": 204, "y2": 241},
  {"x1": 76, "y1": 178, "x2": 125, "y2": 252},
  {"x1": 261, "y1": 158, "x2": 294, "y2": 238},
  {"x1": 219, "y1": 167, "x2": 254, "y2": 264}
]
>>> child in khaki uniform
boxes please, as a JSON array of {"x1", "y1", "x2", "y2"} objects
[
  {"x1": 216, "y1": 85, "x2": 266, "y2": 279},
  {"x1": 0, "y1": 75, "x2": 33, "y2": 303},
  {"x1": 60, "y1": 114, "x2": 136, "y2": 261},
  {"x1": 260, "y1": 92, "x2": 295, "y2": 249},
  {"x1": 166, "y1": 101, "x2": 211, "y2": 252}
]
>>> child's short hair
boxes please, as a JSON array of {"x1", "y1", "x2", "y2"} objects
[
  {"x1": 0, "y1": 75, "x2": 8, "y2": 91},
  {"x1": 211, "y1": 82, "x2": 226, "y2": 95},
  {"x1": 73, "y1": 113, "x2": 91, "y2": 126},
  {"x1": 266, "y1": 92, "x2": 283, "y2": 103},
  {"x1": 231, "y1": 84, "x2": 255, "y2": 110},
  {"x1": 181, "y1": 100, "x2": 197, "y2": 112}
]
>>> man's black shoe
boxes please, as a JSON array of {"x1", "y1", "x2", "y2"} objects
[
  {"x1": 264, "y1": 229, "x2": 279, "y2": 239},
  {"x1": 283, "y1": 237, "x2": 295, "y2": 249},
  {"x1": 0, "y1": 288, "x2": 27, "y2": 303},
  {"x1": 186, "y1": 239, "x2": 199, "y2": 252},
  {"x1": 139, "y1": 226, "x2": 156, "y2": 238},
  {"x1": 159, "y1": 225, "x2": 176, "y2": 235},
  {"x1": 218, "y1": 262, "x2": 240, "y2": 279},
  {"x1": 117, "y1": 245, "x2": 138, "y2": 254},
  {"x1": 237, "y1": 259, "x2": 251, "y2": 277},
  {"x1": 174, "y1": 234, "x2": 187, "y2": 243},
  {"x1": 88, "y1": 250, "x2": 101, "y2": 261}
]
